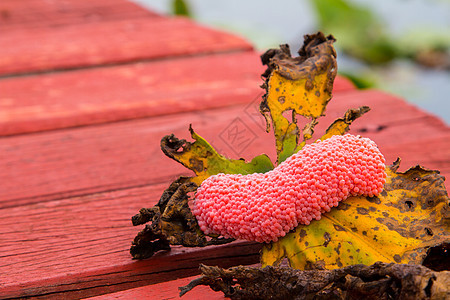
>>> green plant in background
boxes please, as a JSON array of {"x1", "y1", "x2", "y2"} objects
[
  {"x1": 310, "y1": 0, "x2": 398, "y2": 65},
  {"x1": 310, "y1": 0, "x2": 449, "y2": 68},
  {"x1": 171, "y1": 0, "x2": 192, "y2": 17}
]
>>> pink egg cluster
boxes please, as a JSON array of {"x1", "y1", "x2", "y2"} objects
[{"x1": 192, "y1": 134, "x2": 386, "y2": 243}]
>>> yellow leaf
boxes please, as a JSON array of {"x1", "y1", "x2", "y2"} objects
[
  {"x1": 261, "y1": 159, "x2": 450, "y2": 269},
  {"x1": 131, "y1": 33, "x2": 375, "y2": 259},
  {"x1": 260, "y1": 33, "x2": 337, "y2": 163},
  {"x1": 320, "y1": 106, "x2": 371, "y2": 141},
  {"x1": 296, "y1": 106, "x2": 371, "y2": 151}
]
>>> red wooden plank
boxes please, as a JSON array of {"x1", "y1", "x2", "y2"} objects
[
  {"x1": 0, "y1": 183, "x2": 261, "y2": 299},
  {"x1": 0, "y1": 16, "x2": 253, "y2": 76},
  {"x1": 0, "y1": 52, "x2": 261, "y2": 135},
  {"x1": 87, "y1": 275, "x2": 225, "y2": 300},
  {"x1": 1, "y1": 89, "x2": 448, "y2": 209},
  {"x1": 0, "y1": 0, "x2": 158, "y2": 29},
  {"x1": 0, "y1": 50, "x2": 354, "y2": 136},
  {"x1": 0, "y1": 89, "x2": 448, "y2": 298}
]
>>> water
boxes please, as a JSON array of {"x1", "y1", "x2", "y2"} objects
[{"x1": 133, "y1": 0, "x2": 450, "y2": 124}]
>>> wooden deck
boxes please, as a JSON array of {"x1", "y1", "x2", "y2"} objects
[{"x1": 0, "y1": 0, "x2": 449, "y2": 299}]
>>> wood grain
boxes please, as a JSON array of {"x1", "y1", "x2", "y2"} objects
[
  {"x1": 0, "y1": 52, "x2": 264, "y2": 135},
  {"x1": 0, "y1": 91, "x2": 448, "y2": 298},
  {"x1": 0, "y1": 17, "x2": 253, "y2": 76},
  {"x1": 87, "y1": 275, "x2": 225, "y2": 300},
  {"x1": 0, "y1": 0, "x2": 158, "y2": 29},
  {"x1": 1, "y1": 2, "x2": 448, "y2": 299},
  {"x1": 0, "y1": 182, "x2": 260, "y2": 299},
  {"x1": 1, "y1": 89, "x2": 448, "y2": 209},
  {"x1": 0, "y1": 50, "x2": 354, "y2": 136}
]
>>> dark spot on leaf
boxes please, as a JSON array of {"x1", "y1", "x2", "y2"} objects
[
  {"x1": 425, "y1": 228, "x2": 433, "y2": 236},
  {"x1": 336, "y1": 202, "x2": 351, "y2": 210},
  {"x1": 349, "y1": 255, "x2": 354, "y2": 260},
  {"x1": 276, "y1": 88, "x2": 280, "y2": 92},
  {"x1": 356, "y1": 207, "x2": 369, "y2": 215},
  {"x1": 380, "y1": 190, "x2": 387, "y2": 197},
  {"x1": 405, "y1": 200, "x2": 414, "y2": 209},
  {"x1": 189, "y1": 158, "x2": 204, "y2": 173},
  {"x1": 373, "y1": 235, "x2": 378, "y2": 242},
  {"x1": 278, "y1": 96, "x2": 285, "y2": 104},
  {"x1": 356, "y1": 249, "x2": 360, "y2": 253},
  {"x1": 382, "y1": 212, "x2": 389, "y2": 218},
  {"x1": 367, "y1": 196, "x2": 381, "y2": 204},
  {"x1": 362, "y1": 231, "x2": 367, "y2": 236},
  {"x1": 305, "y1": 241, "x2": 309, "y2": 247},
  {"x1": 372, "y1": 226, "x2": 379, "y2": 231},
  {"x1": 351, "y1": 227, "x2": 358, "y2": 232},
  {"x1": 299, "y1": 229, "x2": 307, "y2": 239},
  {"x1": 336, "y1": 257, "x2": 343, "y2": 268},
  {"x1": 335, "y1": 243, "x2": 341, "y2": 255},
  {"x1": 355, "y1": 215, "x2": 358, "y2": 219},
  {"x1": 394, "y1": 254, "x2": 402, "y2": 263},
  {"x1": 305, "y1": 260, "x2": 326, "y2": 270},
  {"x1": 403, "y1": 216, "x2": 410, "y2": 222},
  {"x1": 315, "y1": 91, "x2": 320, "y2": 97},
  {"x1": 323, "y1": 232, "x2": 331, "y2": 247},
  {"x1": 386, "y1": 222, "x2": 394, "y2": 230},
  {"x1": 333, "y1": 224, "x2": 346, "y2": 231},
  {"x1": 369, "y1": 206, "x2": 376, "y2": 212},
  {"x1": 424, "y1": 198, "x2": 436, "y2": 209}
]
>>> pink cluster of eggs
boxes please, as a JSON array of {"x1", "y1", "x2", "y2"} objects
[{"x1": 192, "y1": 134, "x2": 387, "y2": 243}]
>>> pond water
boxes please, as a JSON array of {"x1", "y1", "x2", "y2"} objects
[{"x1": 133, "y1": 0, "x2": 450, "y2": 124}]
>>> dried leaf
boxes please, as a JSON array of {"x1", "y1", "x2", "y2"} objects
[
  {"x1": 260, "y1": 32, "x2": 337, "y2": 163},
  {"x1": 261, "y1": 158, "x2": 450, "y2": 269},
  {"x1": 180, "y1": 262, "x2": 450, "y2": 299},
  {"x1": 131, "y1": 33, "x2": 374, "y2": 259}
]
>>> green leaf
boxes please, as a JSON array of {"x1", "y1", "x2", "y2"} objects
[
  {"x1": 171, "y1": 0, "x2": 192, "y2": 17},
  {"x1": 161, "y1": 125, "x2": 274, "y2": 185},
  {"x1": 310, "y1": 0, "x2": 398, "y2": 64}
]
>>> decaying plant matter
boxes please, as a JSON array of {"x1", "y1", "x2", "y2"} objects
[
  {"x1": 130, "y1": 31, "x2": 449, "y2": 298},
  {"x1": 131, "y1": 32, "x2": 365, "y2": 259},
  {"x1": 179, "y1": 261, "x2": 450, "y2": 300},
  {"x1": 131, "y1": 127, "x2": 273, "y2": 259},
  {"x1": 131, "y1": 178, "x2": 235, "y2": 259}
]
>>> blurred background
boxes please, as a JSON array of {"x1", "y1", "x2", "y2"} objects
[{"x1": 133, "y1": 0, "x2": 449, "y2": 124}]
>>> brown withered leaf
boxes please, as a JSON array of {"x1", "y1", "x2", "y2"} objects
[
  {"x1": 130, "y1": 179, "x2": 236, "y2": 259},
  {"x1": 131, "y1": 126, "x2": 273, "y2": 259},
  {"x1": 180, "y1": 262, "x2": 450, "y2": 299}
]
